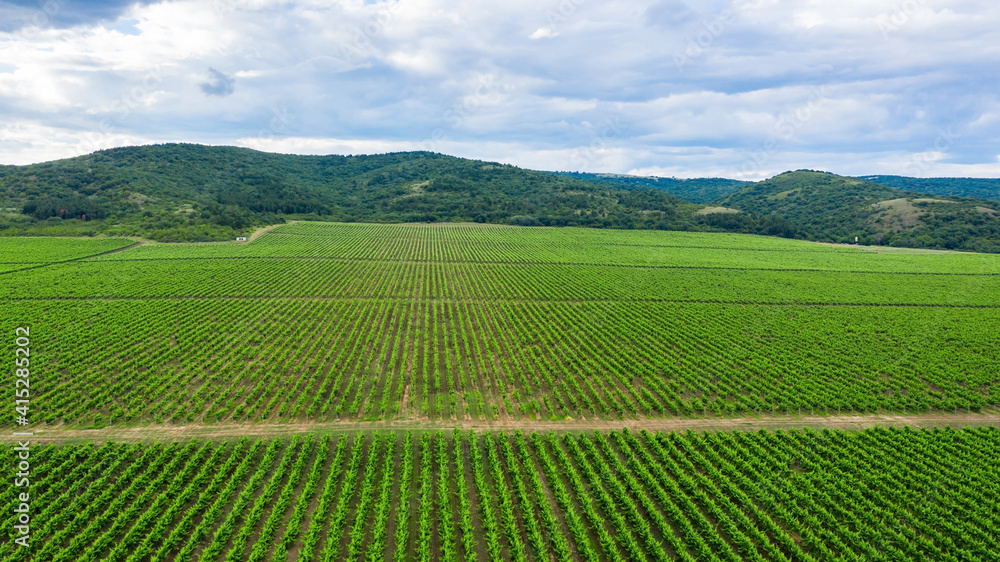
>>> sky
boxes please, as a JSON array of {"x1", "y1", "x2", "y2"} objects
[{"x1": 0, "y1": 0, "x2": 998, "y2": 179}]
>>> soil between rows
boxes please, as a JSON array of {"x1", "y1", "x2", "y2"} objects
[{"x1": 6, "y1": 411, "x2": 999, "y2": 444}]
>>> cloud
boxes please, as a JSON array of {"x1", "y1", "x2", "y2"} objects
[
  {"x1": 0, "y1": 0, "x2": 999, "y2": 179},
  {"x1": 644, "y1": 0, "x2": 698, "y2": 27},
  {"x1": 199, "y1": 68, "x2": 236, "y2": 97},
  {"x1": 529, "y1": 27, "x2": 557, "y2": 39},
  {"x1": 0, "y1": 0, "x2": 159, "y2": 32}
]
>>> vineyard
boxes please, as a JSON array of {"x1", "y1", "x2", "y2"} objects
[
  {"x1": 0, "y1": 237, "x2": 133, "y2": 264},
  {"x1": 4, "y1": 223, "x2": 1000, "y2": 559},
  {"x1": 2, "y1": 426, "x2": 998, "y2": 561},
  {"x1": 2, "y1": 222, "x2": 999, "y2": 426}
]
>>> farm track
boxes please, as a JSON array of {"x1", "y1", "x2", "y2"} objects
[
  {"x1": 247, "y1": 220, "x2": 298, "y2": 242},
  {"x1": 10, "y1": 411, "x2": 1000, "y2": 444}
]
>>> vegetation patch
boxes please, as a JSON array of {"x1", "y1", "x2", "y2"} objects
[
  {"x1": 695, "y1": 206, "x2": 742, "y2": 215},
  {"x1": 872, "y1": 198, "x2": 927, "y2": 230}
]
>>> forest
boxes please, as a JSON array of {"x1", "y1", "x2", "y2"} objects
[{"x1": 2, "y1": 145, "x2": 999, "y2": 251}]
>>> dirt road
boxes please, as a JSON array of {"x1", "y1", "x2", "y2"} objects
[
  {"x1": 247, "y1": 220, "x2": 298, "y2": 242},
  {"x1": 6, "y1": 412, "x2": 999, "y2": 444}
]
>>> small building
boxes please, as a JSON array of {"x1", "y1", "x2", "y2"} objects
[{"x1": 236, "y1": 237, "x2": 248, "y2": 242}]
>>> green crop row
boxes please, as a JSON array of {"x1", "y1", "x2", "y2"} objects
[
  {"x1": 85, "y1": 221, "x2": 1000, "y2": 274},
  {"x1": 0, "y1": 236, "x2": 133, "y2": 264},
  {"x1": 3, "y1": 223, "x2": 999, "y2": 427},
  {"x1": 2, "y1": 296, "x2": 997, "y2": 426},
  {"x1": 7, "y1": 255, "x2": 1000, "y2": 305},
  {"x1": 3, "y1": 426, "x2": 998, "y2": 561}
]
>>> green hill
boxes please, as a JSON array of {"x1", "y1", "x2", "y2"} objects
[
  {"x1": 859, "y1": 175, "x2": 1000, "y2": 202},
  {"x1": 3, "y1": 145, "x2": 999, "y2": 252},
  {"x1": 555, "y1": 171, "x2": 749, "y2": 203},
  {"x1": 0, "y1": 143, "x2": 689, "y2": 241},
  {"x1": 719, "y1": 170, "x2": 1000, "y2": 252}
]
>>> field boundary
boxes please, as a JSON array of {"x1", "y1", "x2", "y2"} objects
[
  {"x1": 78, "y1": 253, "x2": 1000, "y2": 276},
  {"x1": 0, "y1": 240, "x2": 143, "y2": 276},
  {"x1": 9, "y1": 412, "x2": 1000, "y2": 444}
]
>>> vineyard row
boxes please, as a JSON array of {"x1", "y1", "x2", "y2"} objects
[
  {"x1": 3, "y1": 297, "x2": 997, "y2": 427},
  {"x1": 1, "y1": 426, "x2": 998, "y2": 562}
]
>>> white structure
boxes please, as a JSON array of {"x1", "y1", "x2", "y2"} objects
[{"x1": 236, "y1": 237, "x2": 248, "y2": 242}]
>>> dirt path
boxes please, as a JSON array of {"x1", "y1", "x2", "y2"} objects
[
  {"x1": 248, "y1": 220, "x2": 298, "y2": 242},
  {"x1": 7, "y1": 412, "x2": 999, "y2": 444}
]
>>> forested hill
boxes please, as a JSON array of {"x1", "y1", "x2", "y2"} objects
[
  {"x1": 717, "y1": 171, "x2": 1000, "y2": 252},
  {"x1": 554, "y1": 171, "x2": 750, "y2": 204},
  {"x1": 858, "y1": 175, "x2": 1000, "y2": 202},
  {"x1": 2, "y1": 145, "x2": 999, "y2": 251},
  {"x1": 0, "y1": 144, "x2": 689, "y2": 241},
  {"x1": 557, "y1": 171, "x2": 1000, "y2": 206}
]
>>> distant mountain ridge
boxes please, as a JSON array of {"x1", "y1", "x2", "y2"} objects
[
  {"x1": 558, "y1": 170, "x2": 1000, "y2": 205},
  {"x1": 1, "y1": 144, "x2": 998, "y2": 252}
]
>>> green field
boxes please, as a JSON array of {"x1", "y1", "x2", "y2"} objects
[
  {"x1": 4, "y1": 223, "x2": 1000, "y2": 561},
  {"x1": 3, "y1": 426, "x2": 998, "y2": 561},
  {"x1": 0, "y1": 237, "x2": 133, "y2": 265},
  {"x1": 3, "y1": 222, "x2": 999, "y2": 427}
]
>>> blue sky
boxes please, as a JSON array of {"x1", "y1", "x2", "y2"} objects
[{"x1": 0, "y1": 0, "x2": 998, "y2": 179}]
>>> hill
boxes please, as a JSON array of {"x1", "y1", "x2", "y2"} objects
[
  {"x1": 718, "y1": 170, "x2": 1000, "y2": 252},
  {"x1": 859, "y1": 175, "x2": 1000, "y2": 202},
  {"x1": 3, "y1": 145, "x2": 999, "y2": 251},
  {"x1": 555, "y1": 171, "x2": 749, "y2": 203},
  {"x1": 559, "y1": 171, "x2": 1000, "y2": 207},
  {"x1": 0, "y1": 143, "x2": 689, "y2": 241}
]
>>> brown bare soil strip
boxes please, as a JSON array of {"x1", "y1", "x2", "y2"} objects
[{"x1": 9, "y1": 411, "x2": 999, "y2": 444}]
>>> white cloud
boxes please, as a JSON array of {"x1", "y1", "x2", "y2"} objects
[
  {"x1": 529, "y1": 27, "x2": 557, "y2": 39},
  {"x1": 0, "y1": 121, "x2": 158, "y2": 164},
  {"x1": 0, "y1": 0, "x2": 998, "y2": 180}
]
